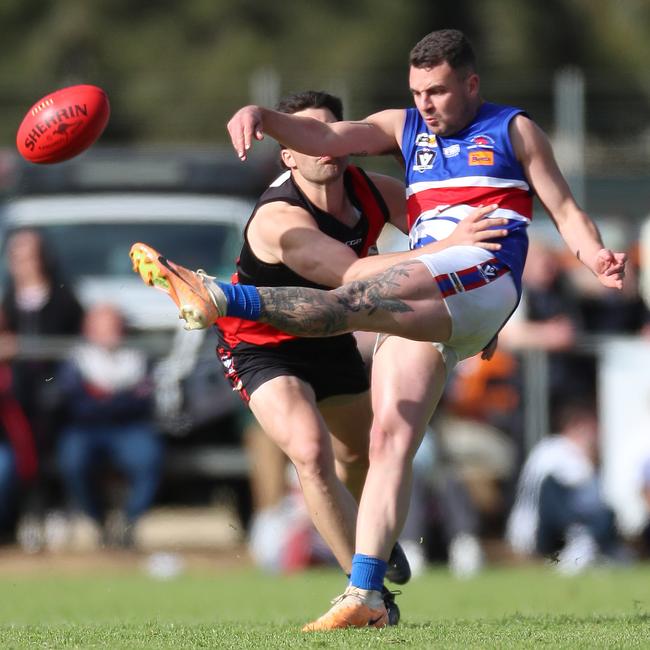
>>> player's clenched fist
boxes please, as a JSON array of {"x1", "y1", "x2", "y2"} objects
[{"x1": 227, "y1": 105, "x2": 265, "y2": 161}]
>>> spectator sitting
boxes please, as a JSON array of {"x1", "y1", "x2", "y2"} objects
[
  {"x1": 506, "y1": 399, "x2": 628, "y2": 574},
  {"x1": 56, "y1": 303, "x2": 163, "y2": 548}
]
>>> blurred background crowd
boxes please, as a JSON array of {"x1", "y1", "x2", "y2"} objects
[{"x1": 0, "y1": 0, "x2": 649, "y2": 578}]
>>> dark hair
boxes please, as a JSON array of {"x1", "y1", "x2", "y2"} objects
[
  {"x1": 552, "y1": 396, "x2": 598, "y2": 433},
  {"x1": 409, "y1": 29, "x2": 476, "y2": 74},
  {"x1": 276, "y1": 90, "x2": 343, "y2": 121},
  {"x1": 6, "y1": 227, "x2": 60, "y2": 281}
]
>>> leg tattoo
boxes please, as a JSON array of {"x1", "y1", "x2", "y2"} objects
[{"x1": 258, "y1": 262, "x2": 416, "y2": 337}]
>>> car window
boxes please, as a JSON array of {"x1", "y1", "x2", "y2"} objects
[{"x1": 6, "y1": 223, "x2": 242, "y2": 282}]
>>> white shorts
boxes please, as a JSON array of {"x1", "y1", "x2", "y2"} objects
[{"x1": 417, "y1": 246, "x2": 519, "y2": 369}]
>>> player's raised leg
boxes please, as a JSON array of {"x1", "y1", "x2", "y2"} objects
[
  {"x1": 254, "y1": 260, "x2": 452, "y2": 343},
  {"x1": 130, "y1": 243, "x2": 452, "y2": 343}
]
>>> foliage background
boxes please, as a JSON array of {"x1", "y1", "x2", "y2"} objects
[
  {"x1": 1, "y1": 0, "x2": 648, "y2": 143},
  {"x1": 1, "y1": 0, "x2": 649, "y2": 216}
]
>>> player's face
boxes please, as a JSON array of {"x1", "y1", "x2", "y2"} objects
[
  {"x1": 409, "y1": 62, "x2": 480, "y2": 137},
  {"x1": 282, "y1": 107, "x2": 349, "y2": 184}
]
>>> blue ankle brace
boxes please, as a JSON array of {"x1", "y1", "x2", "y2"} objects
[
  {"x1": 219, "y1": 282, "x2": 261, "y2": 320},
  {"x1": 349, "y1": 554, "x2": 387, "y2": 592}
]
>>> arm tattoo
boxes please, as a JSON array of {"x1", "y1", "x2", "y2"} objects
[
  {"x1": 257, "y1": 262, "x2": 416, "y2": 337},
  {"x1": 348, "y1": 121, "x2": 374, "y2": 157}
]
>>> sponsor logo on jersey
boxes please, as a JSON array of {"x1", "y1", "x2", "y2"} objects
[
  {"x1": 467, "y1": 134, "x2": 495, "y2": 149},
  {"x1": 413, "y1": 147, "x2": 436, "y2": 172},
  {"x1": 469, "y1": 150, "x2": 494, "y2": 166},
  {"x1": 442, "y1": 144, "x2": 460, "y2": 158},
  {"x1": 345, "y1": 238, "x2": 363, "y2": 248},
  {"x1": 415, "y1": 132, "x2": 437, "y2": 147}
]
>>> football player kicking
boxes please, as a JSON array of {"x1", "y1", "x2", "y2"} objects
[
  {"x1": 132, "y1": 29, "x2": 625, "y2": 631},
  {"x1": 131, "y1": 90, "x2": 507, "y2": 629}
]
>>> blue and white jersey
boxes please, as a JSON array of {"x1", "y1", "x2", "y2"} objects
[{"x1": 401, "y1": 102, "x2": 533, "y2": 293}]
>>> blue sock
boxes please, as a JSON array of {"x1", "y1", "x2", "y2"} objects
[
  {"x1": 349, "y1": 554, "x2": 387, "y2": 592},
  {"x1": 218, "y1": 282, "x2": 261, "y2": 320}
]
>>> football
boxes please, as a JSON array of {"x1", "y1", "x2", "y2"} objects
[{"x1": 16, "y1": 84, "x2": 110, "y2": 164}]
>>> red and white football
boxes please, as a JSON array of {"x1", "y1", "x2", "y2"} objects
[{"x1": 16, "y1": 84, "x2": 110, "y2": 164}]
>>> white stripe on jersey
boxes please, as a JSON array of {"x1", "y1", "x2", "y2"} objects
[
  {"x1": 269, "y1": 170, "x2": 291, "y2": 187},
  {"x1": 410, "y1": 204, "x2": 530, "y2": 244},
  {"x1": 418, "y1": 204, "x2": 531, "y2": 223},
  {"x1": 406, "y1": 175, "x2": 530, "y2": 197}
]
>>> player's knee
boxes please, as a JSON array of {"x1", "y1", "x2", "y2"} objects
[
  {"x1": 368, "y1": 423, "x2": 413, "y2": 465},
  {"x1": 288, "y1": 440, "x2": 333, "y2": 482}
]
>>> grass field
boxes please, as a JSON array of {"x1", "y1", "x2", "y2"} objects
[{"x1": 0, "y1": 557, "x2": 649, "y2": 648}]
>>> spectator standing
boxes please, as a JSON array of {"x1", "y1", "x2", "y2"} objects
[
  {"x1": 500, "y1": 239, "x2": 588, "y2": 409},
  {"x1": 0, "y1": 364, "x2": 38, "y2": 540},
  {"x1": 0, "y1": 228, "x2": 84, "y2": 549}
]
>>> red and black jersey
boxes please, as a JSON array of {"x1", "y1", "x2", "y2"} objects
[{"x1": 217, "y1": 165, "x2": 390, "y2": 348}]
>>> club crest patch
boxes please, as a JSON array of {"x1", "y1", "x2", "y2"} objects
[{"x1": 413, "y1": 147, "x2": 436, "y2": 172}]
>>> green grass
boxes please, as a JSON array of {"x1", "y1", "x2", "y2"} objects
[{"x1": 0, "y1": 564, "x2": 649, "y2": 648}]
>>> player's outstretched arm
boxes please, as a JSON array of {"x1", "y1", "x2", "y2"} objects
[
  {"x1": 227, "y1": 106, "x2": 403, "y2": 161},
  {"x1": 511, "y1": 115, "x2": 626, "y2": 289}
]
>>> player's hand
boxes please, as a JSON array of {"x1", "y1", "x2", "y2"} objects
[
  {"x1": 449, "y1": 204, "x2": 508, "y2": 250},
  {"x1": 594, "y1": 249, "x2": 627, "y2": 290},
  {"x1": 227, "y1": 105, "x2": 265, "y2": 161}
]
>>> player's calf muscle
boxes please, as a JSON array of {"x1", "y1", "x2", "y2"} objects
[
  {"x1": 257, "y1": 268, "x2": 417, "y2": 336},
  {"x1": 258, "y1": 286, "x2": 350, "y2": 336}
]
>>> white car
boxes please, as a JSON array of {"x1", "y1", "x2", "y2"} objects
[{"x1": 0, "y1": 192, "x2": 252, "y2": 330}]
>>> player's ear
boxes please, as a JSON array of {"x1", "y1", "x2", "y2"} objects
[
  {"x1": 280, "y1": 148, "x2": 297, "y2": 169},
  {"x1": 466, "y1": 72, "x2": 480, "y2": 98}
]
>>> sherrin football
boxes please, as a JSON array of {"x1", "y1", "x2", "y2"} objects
[{"x1": 16, "y1": 84, "x2": 110, "y2": 164}]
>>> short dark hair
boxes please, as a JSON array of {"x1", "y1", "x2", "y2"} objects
[
  {"x1": 552, "y1": 396, "x2": 598, "y2": 434},
  {"x1": 409, "y1": 29, "x2": 476, "y2": 74},
  {"x1": 276, "y1": 90, "x2": 343, "y2": 121}
]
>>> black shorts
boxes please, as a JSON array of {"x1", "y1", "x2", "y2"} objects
[{"x1": 215, "y1": 333, "x2": 370, "y2": 403}]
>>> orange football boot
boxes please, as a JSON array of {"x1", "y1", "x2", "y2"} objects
[
  {"x1": 302, "y1": 586, "x2": 388, "y2": 632},
  {"x1": 129, "y1": 242, "x2": 226, "y2": 329}
]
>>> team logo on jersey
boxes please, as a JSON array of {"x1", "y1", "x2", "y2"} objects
[
  {"x1": 478, "y1": 262, "x2": 498, "y2": 280},
  {"x1": 467, "y1": 134, "x2": 495, "y2": 149},
  {"x1": 415, "y1": 132, "x2": 437, "y2": 147},
  {"x1": 469, "y1": 150, "x2": 494, "y2": 166},
  {"x1": 442, "y1": 144, "x2": 460, "y2": 158},
  {"x1": 413, "y1": 147, "x2": 436, "y2": 172}
]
